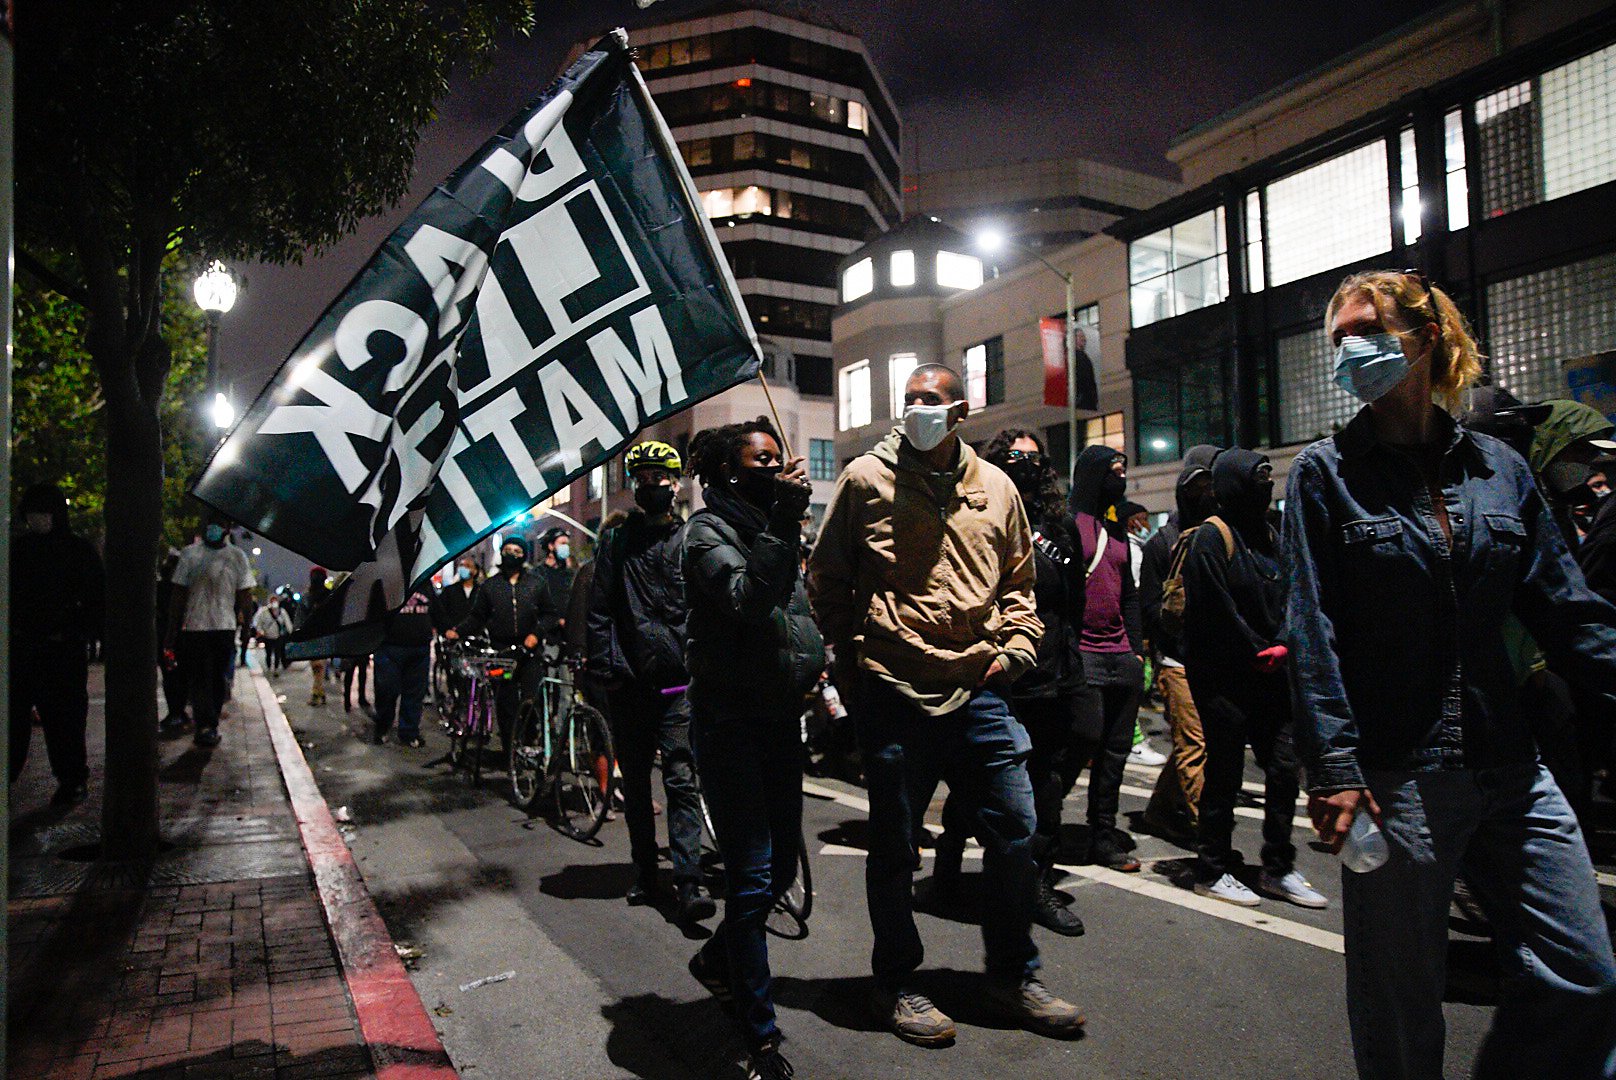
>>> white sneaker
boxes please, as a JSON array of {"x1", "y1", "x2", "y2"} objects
[
  {"x1": 1128, "y1": 742, "x2": 1168, "y2": 766},
  {"x1": 1259, "y1": 869, "x2": 1329, "y2": 909},
  {"x1": 1194, "y1": 873, "x2": 1260, "y2": 907}
]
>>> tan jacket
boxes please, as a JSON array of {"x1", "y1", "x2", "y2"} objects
[{"x1": 808, "y1": 430, "x2": 1041, "y2": 715}]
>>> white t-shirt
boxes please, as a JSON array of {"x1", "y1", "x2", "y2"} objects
[{"x1": 174, "y1": 542, "x2": 255, "y2": 632}]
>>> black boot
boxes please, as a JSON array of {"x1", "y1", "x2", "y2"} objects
[
  {"x1": 676, "y1": 881, "x2": 716, "y2": 923},
  {"x1": 1032, "y1": 879, "x2": 1085, "y2": 936},
  {"x1": 627, "y1": 867, "x2": 665, "y2": 906}
]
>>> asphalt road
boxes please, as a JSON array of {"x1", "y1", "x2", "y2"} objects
[{"x1": 268, "y1": 656, "x2": 1616, "y2": 1080}]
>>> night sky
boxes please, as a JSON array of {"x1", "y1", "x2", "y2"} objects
[{"x1": 220, "y1": 0, "x2": 1451, "y2": 403}]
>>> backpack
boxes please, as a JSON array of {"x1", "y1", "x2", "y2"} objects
[{"x1": 1159, "y1": 516, "x2": 1234, "y2": 640}]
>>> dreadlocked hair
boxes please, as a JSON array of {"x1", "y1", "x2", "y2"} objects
[
  {"x1": 982, "y1": 428, "x2": 1063, "y2": 521},
  {"x1": 1326, "y1": 270, "x2": 1485, "y2": 411},
  {"x1": 687, "y1": 416, "x2": 781, "y2": 488}
]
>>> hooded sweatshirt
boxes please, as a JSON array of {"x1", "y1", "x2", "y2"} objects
[
  {"x1": 1068, "y1": 445, "x2": 1142, "y2": 655},
  {"x1": 1181, "y1": 448, "x2": 1285, "y2": 694},
  {"x1": 808, "y1": 428, "x2": 1041, "y2": 715},
  {"x1": 1527, "y1": 399, "x2": 1616, "y2": 550},
  {"x1": 1140, "y1": 445, "x2": 1221, "y2": 663}
]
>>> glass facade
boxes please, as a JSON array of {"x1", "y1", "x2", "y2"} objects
[
  {"x1": 809, "y1": 438, "x2": 837, "y2": 480},
  {"x1": 1276, "y1": 326, "x2": 1359, "y2": 445},
  {"x1": 745, "y1": 295, "x2": 833, "y2": 337},
  {"x1": 1129, "y1": 208, "x2": 1228, "y2": 327},
  {"x1": 1400, "y1": 127, "x2": 1422, "y2": 244},
  {"x1": 1265, "y1": 143, "x2": 1392, "y2": 287},
  {"x1": 1135, "y1": 350, "x2": 1231, "y2": 465},
  {"x1": 1085, "y1": 411, "x2": 1126, "y2": 454},
  {"x1": 1487, "y1": 249, "x2": 1616, "y2": 403},
  {"x1": 700, "y1": 185, "x2": 881, "y2": 241}
]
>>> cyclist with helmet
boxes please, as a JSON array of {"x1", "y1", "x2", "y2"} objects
[
  {"x1": 445, "y1": 535, "x2": 558, "y2": 747},
  {"x1": 588, "y1": 440, "x2": 714, "y2": 924}
]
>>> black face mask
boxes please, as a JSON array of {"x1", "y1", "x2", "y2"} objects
[
  {"x1": 1002, "y1": 457, "x2": 1044, "y2": 508},
  {"x1": 733, "y1": 464, "x2": 782, "y2": 508},
  {"x1": 1101, "y1": 472, "x2": 1127, "y2": 503},
  {"x1": 1544, "y1": 459, "x2": 1600, "y2": 507},
  {"x1": 500, "y1": 553, "x2": 525, "y2": 574},
  {"x1": 635, "y1": 484, "x2": 676, "y2": 515}
]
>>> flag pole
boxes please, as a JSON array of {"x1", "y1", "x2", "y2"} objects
[{"x1": 756, "y1": 369, "x2": 794, "y2": 460}]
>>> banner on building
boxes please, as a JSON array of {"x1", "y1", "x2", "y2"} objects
[
  {"x1": 1040, "y1": 315, "x2": 1100, "y2": 411},
  {"x1": 193, "y1": 30, "x2": 762, "y2": 654}
]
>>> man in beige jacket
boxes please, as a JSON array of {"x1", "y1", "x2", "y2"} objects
[{"x1": 809, "y1": 364, "x2": 1085, "y2": 1047}]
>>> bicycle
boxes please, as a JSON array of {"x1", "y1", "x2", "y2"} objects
[
  {"x1": 431, "y1": 635, "x2": 467, "y2": 723},
  {"x1": 508, "y1": 652, "x2": 616, "y2": 842},
  {"x1": 448, "y1": 641, "x2": 521, "y2": 788}
]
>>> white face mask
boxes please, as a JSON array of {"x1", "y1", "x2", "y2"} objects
[{"x1": 902, "y1": 402, "x2": 961, "y2": 452}]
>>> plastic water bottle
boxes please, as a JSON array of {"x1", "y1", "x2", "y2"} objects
[{"x1": 1340, "y1": 812, "x2": 1389, "y2": 874}]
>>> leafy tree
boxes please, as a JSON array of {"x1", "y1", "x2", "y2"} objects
[{"x1": 19, "y1": 0, "x2": 533, "y2": 858}]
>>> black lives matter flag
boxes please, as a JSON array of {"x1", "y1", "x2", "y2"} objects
[{"x1": 194, "y1": 31, "x2": 761, "y2": 655}]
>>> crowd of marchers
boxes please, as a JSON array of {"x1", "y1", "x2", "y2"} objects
[{"x1": 12, "y1": 268, "x2": 1616, "y2": 1080}]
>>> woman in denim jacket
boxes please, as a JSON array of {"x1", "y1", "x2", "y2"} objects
[{"x1": 1284, "y1": 269, "x2": 1616, "y2": 1080}]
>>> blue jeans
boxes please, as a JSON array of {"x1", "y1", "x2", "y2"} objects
[
  {"x1": 692, "y1": 712, "x2": 803, "y2": 1050},
  {"x1": 856, "y1": 674, "x2": 1040, "y2": 988},
  {"x1": 373, "y1": 643, "x2": 430, "y2": 742},
  {"x1": 1345, "y1": 763, "x2": 1616, "y2": 1080}
]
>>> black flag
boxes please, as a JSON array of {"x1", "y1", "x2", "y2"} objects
[{"x1": 194, "y1": 31, "x2": 761, "y2": 653}]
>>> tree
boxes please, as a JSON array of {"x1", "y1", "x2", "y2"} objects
[{"x1": 18, "y1": 0, "x2": 533, "y2": 858}]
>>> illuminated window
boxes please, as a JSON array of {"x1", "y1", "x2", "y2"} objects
[
  {"x1": 1129, "y1": 208, "x2": 1227, "y2": 328},
  {"x1": 1277, "y1": 327, "x2": 1357, "y2": 445},
  {"x1": 1399, "y1": 127, "x2": 1421, "y2": 244},
  {"x1": 847, "y1": 100, "x2": 868, "y2": 133},
  {"x1": 809, "y1": 439, "x2": 837, "y2": 481},
  {"x1": 841, "y1": 257, "x2": 874, "y2": 302},
  {"x1": 587, "y1": 466, "x2": 605, "y2": 500},
  {"x1": 1085, "y1": 412, "x2": 1125, "y2": 455},
  {"x1": 732, "y1": 185, "x2": 771, "y2": 217},
  {"x1": 1542, "y1": 43, "x2": 1616, "y2": 201},
  {"x1": 1446, "y1": 108, "x2": 1469, "y2": 230},
  {"x1": 890, "y1": 249, "x2": 915, "y2": 288},
  {"x1": 839, "y1": 359, "x2": 871, "y2": 430},
  {"x1": 1489, "y1": 250, "x2": 1616, "y2": 403},
  {"x1": 936, "y1": 250, "x2": 984, "y2": 290},
  {"x1": 963, "y1": 337, "x2": 1004, "y2": 408},
  {"x1": 1244, "y1": 191, "x2": 1265, "y2": 292},
  {"x1": 701, "y1": 188, "x2": 734, "y2": 219},
  {"x1": 1264, "y1": 143, "x2": 1391, "y2": 288},
  {"x1": 888, "y1": 353, "x2": 919, "y2": 418}
]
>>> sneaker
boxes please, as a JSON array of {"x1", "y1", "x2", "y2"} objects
[
  {"x1": 984, "y1": 974, "x2": 1086, "y2": 1039},
  {"x1": 675, "y1": 881, "x2": 717, "y2": 924},
  {"x1": 871, "y1": 986, "x2": 955, "y2": 1047},
  {"x1": 745, "y1": 1038, "x2": 795, "y2": 1080},
  {"x1": 1258, "y1": 869, "x2": 1328, "y2": 909},
  {"x1": 1128, "y1": 742, "x2": 1168, "y2": 766},
  {"x1": 1194, "y1": 873, "x2": 1260, "y2": 907},
  {"x1": 688, "y1": 948, "x2": 733, "y2": 1005},
  {"x1": 1032, "y1": 880, "x2": 1086, "y2": 937}
]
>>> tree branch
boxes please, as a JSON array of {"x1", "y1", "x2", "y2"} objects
[{"x1": 16, "y1": 249, "x2": 91, "y2": 306}]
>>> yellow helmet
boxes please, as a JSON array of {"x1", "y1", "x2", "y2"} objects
[{"x1": 623, "y1": 440, "x2": 682, "y2": 478}]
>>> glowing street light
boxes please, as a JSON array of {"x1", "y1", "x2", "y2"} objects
[
  {"x1": 211, "y1": 391, "x2": 236, "y2": 431},
  {"x1": 975, "y1": 228, "x2": 1007, "y2": 255},
  {"x1": 192, "y1": 260, "x2": 238, "y2": 314}
]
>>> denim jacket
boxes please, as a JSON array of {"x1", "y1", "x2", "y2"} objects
[{"x1": 1283, "y1": 406, "x2": 1616, "y2": 792}]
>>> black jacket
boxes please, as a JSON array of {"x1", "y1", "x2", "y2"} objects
[
  {"x1": 11, "y1": 526, "x2": 103, "y2": 652},
  {"x1": 1182, "y1": 448, "x2": 1285, "y2": 698},
  {"x1": 1578, "y1": 494, "x2": 1616, "y2": 607},
  {"x1": 536, "y1": 561, "x2": 575, "y2": 640},
  {"x1": 587, "y1": 511, "x2": 689, "y2": 689},
  {"x1": 1013, "y1": 514, "x2": 1086, "y2": 700},
  {"x1": 431, "y1": 580, "x2": 479, "y2": 634},
  {"x1": 1139, "y1": 444, "x2": 1222, "y2": 662},
  {"x1": 457, "y1": 570, "x2": 557, "y2": 647},
  {"x1": 684, "y1": 485, "x2": 825, "y2": 720}
]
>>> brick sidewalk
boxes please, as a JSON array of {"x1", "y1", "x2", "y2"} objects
[{"x1": 8, "y1": 661, "x2": 379, "y2": 1079}]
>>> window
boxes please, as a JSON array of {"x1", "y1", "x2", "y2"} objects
[
  {"x1": 809, "y1": 439, "x2": 837, "y2": 481},
  {"x1": 1134, "y1": 351, "x2": 1231, "y2": 465},
  {"x1": 1129, "y1": 208, "x2": 1227, "y2": 328},
  {"x1": 936, "y1": 250, "x2": 984, "y2": 290},
  {"x1": 1399, "y1": 127, "x2": 1421, "y2": 244},
  {"x1": 587, "y1": 465, "x2": 605, "y2": 501},
  {"x1": 962, "y1": 337, "x2": 1004, "y2": 408},
  {"x1": 1488, "y1": 250, "x2": 1616, "y2": 403},
  {"x1": 1276, "y1": 327, "x2": 1358, "y2": 445},
  {"x1": 847, "y1": 100, "x2": 868, "y2": 133},
  {"x1": 1244, "y1": 190, "x2": 1265, "y2": 292},
  {"x1": 1476, "y1": 80, "x2": 1538, "y2": 218},
  {"x1": 1085, "y1": 412, "x2": 1125, "y2": 455},
  {"x1": 1263, "y1": 143, "x2": 1391, "y2": 287},
  {"x1": 888, "y1": 353, "x2": 919, "y2": 418},
  {"x1": 1445, "y1": 107, "x2": 1470, "y2": 230},
  {"x1": 890, "y1": 249, "x2": 915, "y2": 288},
  {"x1": 839, "y1": 360, "x2": 871, "y2": 430},
  {"x1": 842, "y1": 257, "x2": 874, "y2": 302}
]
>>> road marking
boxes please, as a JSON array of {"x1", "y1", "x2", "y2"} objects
[
  {"x1": 1123, "y1": 760, "x2": 1308, "y2": 806},
  {"x1": 1080, "y1": 776, "x2": 1314, "y2": 828}
]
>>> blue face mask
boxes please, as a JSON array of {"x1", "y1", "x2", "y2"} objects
[
  {"x1": 204, "y1": 523, "x2": 226, "y2": 546},
  {"x1": 554, "y1": 543, "x2": 570, "y2": 562},
  {"x1": 1334, "y1": 333, "x2": 1412, "y2": 403},
  {"x1": 456, "y1": 565, "x2": 473, "y2": 582}
]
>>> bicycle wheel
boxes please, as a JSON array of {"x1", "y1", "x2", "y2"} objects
[
  {"x1": 468, "y1": 698, "x2": 490, "y2": 787},
  {"x1": 509, "y1": 697, "x2": 548, "y2": 813},
  {"x1": 432, "y1": 652, "x2": 454, "y2": 719},
  {"x1": 766, "y1": 828, "x2": 813, "y2": 939},
  {"x1": 553, "y1": 703, "x2": 615, "y2": 842}
]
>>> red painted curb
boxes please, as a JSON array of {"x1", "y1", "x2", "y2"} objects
[{"x1": 251, "y1": 666, "x2": 459, "y2": 1080}]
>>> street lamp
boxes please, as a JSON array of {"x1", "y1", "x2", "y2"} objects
[
  {"x1": 974, "y1": 230, "x2": 1079, "y2": 481},
  {"x1": 194, "y1": 260, "x2": 238, "y2": 432}
]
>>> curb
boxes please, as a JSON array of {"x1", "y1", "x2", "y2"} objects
[{"x1": 250, "y1": 665, "x2": 460, "y2": 1079}]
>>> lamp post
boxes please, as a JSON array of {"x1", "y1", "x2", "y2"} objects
[
  {"x1": 976, "y1": 230, "x2": 1078, "y2": 480},
  {"x1": 193, "y1": 260, "x2": 238, "y2": 432}
]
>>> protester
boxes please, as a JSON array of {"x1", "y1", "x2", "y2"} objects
[
  {"x1": 1180, "y1": 449, "x2": 1324, "y2": 909},
  {"x1": 156, "y1": 550, "x2": 190, "y2": 731},
  {"x1": 1287, "y1": 269, "x2": 1616, "y2": 1078},
  {"x1": 586, "y1": 441, "x2": 713, "y2": 923},
  {"x1": 432, "y1": 555, "x2": 482, "y2": 634},
  {"x1": 1068, "y1": 445, "x2": 1146, "y2": 872},
  {"x1": 10, "y1": 483, "x2": 103, "y2": 803},
  {"x1": 303, "y1": 567, "x2": 330, "y2": 706},
  {"x1": 537, "y1": 526, "x2": 576, "y2": 647},
  {"x1": 252, "y1": 597, "x2": 294, "y2": 674},
  {"x1": 1138, "y1": 446, "x2": 1221, "y2": 842},
  {"x1": 372, "y1": 588, "x2": 434, "y2": 749},
  {"x1": 810, "y1": 364, "x2": 1084, "y2": 1046},
  {"x1": 1524, "y1": 400, "x2": 1616, "y2": 548},
  {"x1": 447, "y1": 536, "x2": 557, "y2": 746},
  {"x1": 167, "y1": 513, "x2": 255, "y2": 748},
  {"x1": 682, "y1": 418, "x2": 820, "y2": 1080}
]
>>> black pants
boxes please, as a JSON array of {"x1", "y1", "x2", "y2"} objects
[
  {"x1": 162, "y1": 651, "x2": 189, "y2": 720},
  {"x1": 1018, "y1": 694, "x2": 1096, "y2": 871},
  {"x1": 179, "y1": 630, "x2": 236, "y2": 734},
  {"x1": 344, "y1": 657, "x2": 370, "y2": 709},
  {"x1": 1189, "y1": 672, "x2": 1299, "y2": 879},
  {"x1": 1076, "y1": 651, "x2": 1144, "y2": 837},
  {"x1": 608, "y1": 683, "x2": 702, "y2": 887},
  {"x1": 10, "y1": 645, "x2": 90, "y2": 786},
  {"x1": 264, "y1": 639, "x2": 288, "y2": 672},
  {"x1": 491, "y1": 648, "x2": 540, "y2": 745}
]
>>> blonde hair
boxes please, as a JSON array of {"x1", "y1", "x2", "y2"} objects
[{"x1": 1326, "y1": 270, "x2": 1484, "y2": 410}]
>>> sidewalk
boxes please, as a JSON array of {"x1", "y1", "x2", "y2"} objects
[{"x1": 7, "y1": 657, "x2": 450, "y2": 1079}]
